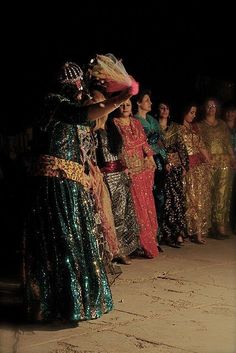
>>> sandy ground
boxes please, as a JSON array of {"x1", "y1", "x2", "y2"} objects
[{"x1": 1, "y1": 235, "x2": 236, "y2": 353}]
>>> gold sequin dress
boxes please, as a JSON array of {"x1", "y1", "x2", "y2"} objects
[
  {"x1": 197, "y1": 119, "x2": 233, "y2": 227},
  {"x1": 179, "y1": 124, "x2": 211, "y2": 237}
]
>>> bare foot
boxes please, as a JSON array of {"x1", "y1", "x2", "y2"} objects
[{"x1": 195, "y1": 234, "x2": 206, "y2": 244}]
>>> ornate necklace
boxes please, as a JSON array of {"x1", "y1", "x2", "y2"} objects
[{"x1": 118, "y1": 117, "x2": 131, "y2": 126}]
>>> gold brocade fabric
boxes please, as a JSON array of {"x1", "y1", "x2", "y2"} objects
[
  {"x1": 114, "y1": 117, "x2": 154, "y2": 176},
  {"x1": 197, "y1": 120, "x2": 233, "y2": 226},
  {"x1": 210, "y1": 166, "x2": 233, "y2": 225},
  {"x1": 197, "y1": 119, "x2": 232, "y2": 165},
  {"x1": 34, "y1": 154, "x2": 91, "y2": 190},
  {"x1": 124, "y1": 153, "x2": 147, "y2": 175},
  {"x1": 167, "y1": 152, "x2": 181, "y2": 166},
  {"x1": 185, "y1": 164, "x2": 211, "y2": 235},
  {"x1": 89, "y1": 162, "x2": 120, "y2": 258},
  {"x1": 180, "y1": 125, "x2": 211, "y2": 236}
]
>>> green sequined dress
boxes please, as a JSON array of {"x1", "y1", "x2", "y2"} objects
[{"x1": 23, "y1": 94, "x2": 113, "y2": 324}]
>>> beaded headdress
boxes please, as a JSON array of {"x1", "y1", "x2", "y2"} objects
[{"x1": 59, "y1": 62, "x2": 84, "y2": 90}]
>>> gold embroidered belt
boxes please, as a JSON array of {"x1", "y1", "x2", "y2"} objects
[
  {"x1": 34, "y1": 154, "x2": 91, "y2": 190},
  {"x1": 124, "y1": 154, "x2": 146, "y2": 175}
]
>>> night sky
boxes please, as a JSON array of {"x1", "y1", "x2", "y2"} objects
[{"x1": 2, "y1": 2, "x2": 235, "y2": 132}]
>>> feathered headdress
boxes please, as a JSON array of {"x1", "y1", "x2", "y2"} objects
[{"x1": 88, "y1": 53, "x2": 138, "y2": 94}]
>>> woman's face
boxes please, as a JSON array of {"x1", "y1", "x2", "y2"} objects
[
  {"x1": 74, "y1": 79, "x2": 84, "y2": 101},
  {"x1": 159, "y1": 103, "x2": 170, "y2": 119},
  {"x1": 138, "y1": 94, "x2": 152, "y2": 113},
  {"x1": 225, "y1": 109, "x2": 236, "y2": 123},
  {"x1": 184, "y1": 106, "x2": 197, "y2": 123},
  {"x1": 119, "y1": 99, "x2": 132, "y2": 117},
  {"x1": 206, "y1": 100, "x2": 217, "y2": 116}
]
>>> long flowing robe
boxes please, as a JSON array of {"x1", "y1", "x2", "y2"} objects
[
  {"x1": 23, "y1": 94, "x2": 113, "y2": 323},
  {"x1": 197, "y1": 119, "x2": 233, "y2": 227},
  {"x1": 96, "y1": 128, "x2": 140, "y2": 257},
  {"x1": 77, "y1": 124, "x2": 120, "y2": 262},
  {"x1": 114, "y1": 117, "x2": 158, "y2": 258},
  {"x1": 160, "y1": 122, "x2": 189, "y2": 243},
  {"x1": 179, "y1": 124, "x2": 211, "y2": 236},
  {"x1": 135, "y1": 114, "x2": 167, "y2": 242},
  {"x1": 229, "y1": 127, "x2": 236, "y2": 232}
]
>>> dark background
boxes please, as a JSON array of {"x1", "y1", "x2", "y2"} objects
[
  {"x1": 1, "y1": 1, "x2": 236, "y2": 133},
  {"x1": 0, "y1": 1, "x2": 235, "y2": 307}
]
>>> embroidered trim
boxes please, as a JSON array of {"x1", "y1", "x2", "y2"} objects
[{"x1": 34, "y1": 154, "x2": 91, "y2": 190}]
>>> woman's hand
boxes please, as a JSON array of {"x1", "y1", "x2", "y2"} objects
[{"x1": 145, "y1": 156, "x2": 156, "y2": 171}]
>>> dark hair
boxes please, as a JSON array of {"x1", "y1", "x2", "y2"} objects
[
  {"x1": 59, "y1": 83, "x2": 81, "y2": 102},
  {"x1": 106, "y1": 116, "x2": 123, "y2": 155},
  {"x1": 135, "y1": 89, "x2": 152, "y2": 103},
  {"x1": 222, "y1": 101, "x2": 236, "y2": 112},
  {"x1": 87, "y1": 78, "x2": 109, "y2": 99},
  {"x1": 132, "y1": 88, "x2": 152, "y2": 114},
  {"x1": 96, "y1": 116, "x2": 123, "y2": 166},
  {"x1": 179, "y1": 101, "x2": 198, "y2": 122},
  {"x1": 155, "y1": 101, "x2": 171, "y2": 120}
]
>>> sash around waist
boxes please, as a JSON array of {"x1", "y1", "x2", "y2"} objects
[
  {"x1": 33, "y1": 154, "x2": 91, "y2": 190},
  {"x1": 100, "y1": 160, "x2": 126, "y2": 174},
  {"x1": 189, "y1": 153, "x2": 205, "y2": 168}
]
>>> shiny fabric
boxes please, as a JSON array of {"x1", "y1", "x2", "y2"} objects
[
  {"x1": 23, "y1": 93, "x2": 113, "y2": 323},
  {"x1": 230, "y1": 128, "x2": 236, "y2": 154},
  {"x1": 89, "y1": 162, "x2": 120, "y2": 259},
  {"x1": 135, "y1": 114, "x2": 167, "y2": 242},
  {"x1": 180, "y1": 124, "x2": 211, "y2": 236},
  {"x1": 100, "y1": 160, "x2": 126, "y2": 173},
  {"x1": 34, "y1": 154, "x2": 91, "y2": 189},
  {"x1": 115, "y1": 117, "x2": 158, "y2": 258},
  {"x1": 96, "y1": 129, "x2": 139, "y2": 257},
  {"x1": 197, "y1": 120, "x2": 233, "y2": 226},
  {"x1": 229, "y1": 127, "x2": 236, "y2": 231},
  {"x1": 77, "y1": 125, "x2": 120, "y2": 261},
  {"x1": 160, "y1": 122, "x2": 189, "y2": 243}
]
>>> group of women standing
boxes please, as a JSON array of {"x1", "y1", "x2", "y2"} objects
[
  {"x1": 22, "y1": 58, "x2": 236, "y2": 328},
  {"x1": 22, "y1": 61, "x2": 160, "y2": 327},
  {"x1": 133, "y1": 92, "x2": 235, "y2": 248}
]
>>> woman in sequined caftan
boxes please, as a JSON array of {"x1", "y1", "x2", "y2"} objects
[
  {"x1": 197, "y1": 98, "x2": 236, "y2": 238},
  {"x1": 179, "y1": 103, "x2": 211, "y2": 244},
  {"x1": 23, "y1": 62, "x2": 134, "y2": 326},
  {"x1": 156, "y1": 102, "x2": 189, "y2": 248},
  {"x1": 114, "y1": 99, "x2": 159, "y2": 258},
  {"x1": 222, "y1": 103, "x2": 236, "y2": 234},
  {"x1": 75, "y1": 121, "x2": 121, "y2": 282},
  {"x1": 91, "y1": 90, "x2": 140, "y2": 266},
  {"x1": 134, "y1": 90, "x2": 167, "y2": 246},
  {"x1": 76, "y1": 89, "x2": 120, "y2": 276}
]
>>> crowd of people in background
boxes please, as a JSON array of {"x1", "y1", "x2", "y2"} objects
[{"x1": 0, "y1": 55, "x2": 235, "y2": 327}]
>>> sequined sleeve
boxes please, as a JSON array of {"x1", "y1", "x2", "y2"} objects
[
  {"x1": 192, "y1": 123, "x2": 207, "y2": 150},
  {"x1": 57, "y1": 101, "x2": 88, "y2": 125},
  {"x1": 177, "y1": 127, "x2": 189, "y2": 171},
  {"x1": 223, "y1": 121, "x2": 235, "y2": 154},
  {"x1": 45, "y1": 94, "x2": 88, "y2": 125}
]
